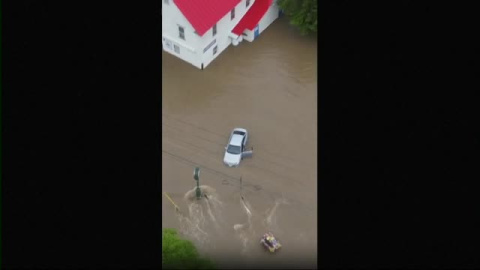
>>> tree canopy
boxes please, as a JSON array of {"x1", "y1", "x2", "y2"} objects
[
  {"x1": 278, "y1": 0, "x2": 317, "y2": 35},
  {"x1": 162, "y1": 228, "x2": 216, "y2": 270}
]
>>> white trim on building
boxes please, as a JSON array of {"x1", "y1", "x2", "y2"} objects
[{"x1": 162, "y1": 0, "x2": 280, "y2": 69}]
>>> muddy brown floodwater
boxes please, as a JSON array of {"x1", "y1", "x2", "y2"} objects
[{"x1": 162, "y1": 17, "x2": 317, "y2": 269}]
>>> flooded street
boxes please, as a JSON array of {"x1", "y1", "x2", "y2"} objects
[{"x1": 162, "y1": 18, "x2": 317, "y2": 269}]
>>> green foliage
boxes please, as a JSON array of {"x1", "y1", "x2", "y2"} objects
[
  {"x1": 278, "y1": 0, "x2": 317, "y2": 35},
  {"x1": 162, "y1": 228, "x2": 216, "y2": 270}
]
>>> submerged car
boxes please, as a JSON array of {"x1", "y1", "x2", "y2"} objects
[
  {"x1": 223, "y1": 128, "x2": 248, "y2": 167},
  {"x1": 260, "y1": 232, "x2": 282, "y2": 253}
]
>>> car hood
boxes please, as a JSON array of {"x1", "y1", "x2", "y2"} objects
[{"x1": 224, "y1": 152, "x2": 241, "y2": 166}]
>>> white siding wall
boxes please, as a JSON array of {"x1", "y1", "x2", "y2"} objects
[
  {"x1": 243, "y1": 29, "x2": 255, "y2": 42},
  {"x1": 200, "y1": 0, "x2": 251, "y2": 68},
  {"x1": 258, "y1": 1, "x2": 280, "y2": 35},
  {"x1": 236, "y1": 1, "x2": 279, "y2": 43},
  {"x1": 162, "y1": 0, "x2": 252, "y2": 69},
  {"x1": 162, "y1": 0, "x2": 203, "y2": 68}
]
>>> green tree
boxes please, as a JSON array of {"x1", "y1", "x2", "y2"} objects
[
  {"x1": 162, "y1": 228, "x2": 216, "y2": 270},
  {"x1": 278, "y1": 0, "x2": 317, "y2": 35}
]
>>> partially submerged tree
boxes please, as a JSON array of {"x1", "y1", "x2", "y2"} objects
[
  {"x1": 162, "y1": 228, "x2": 216, "y2": 270},
  {"x1": 278, "y1": 0, "x2": 317, "y2": 35}
]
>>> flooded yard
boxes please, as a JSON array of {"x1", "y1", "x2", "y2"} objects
[{"x1": 162, "y1": 18, "x2": 317, "y2": 269}]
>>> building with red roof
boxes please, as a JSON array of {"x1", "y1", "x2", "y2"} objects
[{"x1": 162, "y1": 0, "x2": 280, "y2": 69}]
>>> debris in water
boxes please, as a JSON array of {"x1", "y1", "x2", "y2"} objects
[{"x1": 260, "y1": 232, "x2": 282, "y2": 253}]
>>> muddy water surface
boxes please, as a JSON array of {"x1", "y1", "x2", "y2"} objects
[{"x1": 162, "y1": 18, "x2": 317, "y2": 269}]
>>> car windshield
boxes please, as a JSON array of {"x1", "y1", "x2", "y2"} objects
[{"x1": 227, "y1": 145, "x2": 242, "y2": 155}]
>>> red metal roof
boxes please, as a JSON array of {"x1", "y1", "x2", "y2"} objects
[
  {"x1": 231, "y1": 0, "x2": 273, "y2": 35},
  {"x1": 174, "y1": 0, "x2": 242, "y2": 36}
]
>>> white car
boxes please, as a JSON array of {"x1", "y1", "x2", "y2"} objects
[{"x1": 223, "y1": 128, "x2": 248, "y2": 167}]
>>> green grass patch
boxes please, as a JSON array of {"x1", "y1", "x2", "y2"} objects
[{"x1": 162, "y1": 228, "x2": 216, "y2": 270}]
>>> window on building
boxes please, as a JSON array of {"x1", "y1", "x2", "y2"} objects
[
  {"x1": 231, "y1": 8, "x2": 235, "y2": 20},
  {"x1": 213, "y1": 24, "x2": 217, "y2": 36},
  {"x1": 174, "y1": 44, "x2": 180, "y2": 54},
  {"x1": 178, "y1": 26, "x2": 185, "y2": 40},
  {"x1": 165, "y1": 40, "x2": 173, "y2": 50},
  {"x1": 246, "y1": 0, "x2": 250, "y2": 7},
  {"x1": 213, "y1": 45, "x2": 218, "y2": 55}
]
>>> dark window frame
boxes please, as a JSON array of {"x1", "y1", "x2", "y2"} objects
[{"x1": 178, "y1": 26, "x2": 185, "y2": 40}]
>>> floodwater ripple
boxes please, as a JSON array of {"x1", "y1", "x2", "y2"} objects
[{"x1": 162, "y1": 17, "x2": 317, "y2": 269}]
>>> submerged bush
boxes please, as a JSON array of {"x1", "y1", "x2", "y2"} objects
[{"x1": 278, "y1": 0, "x2": 317, "y2": 35}]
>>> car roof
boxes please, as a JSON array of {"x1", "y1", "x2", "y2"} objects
[{"x1": 230, "y1": 134, "x2": 244, "y2": 146}]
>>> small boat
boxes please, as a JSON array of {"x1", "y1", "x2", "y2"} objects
[{"x1": 260, "y1": 232, "x2": 282, "y2": 253}]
